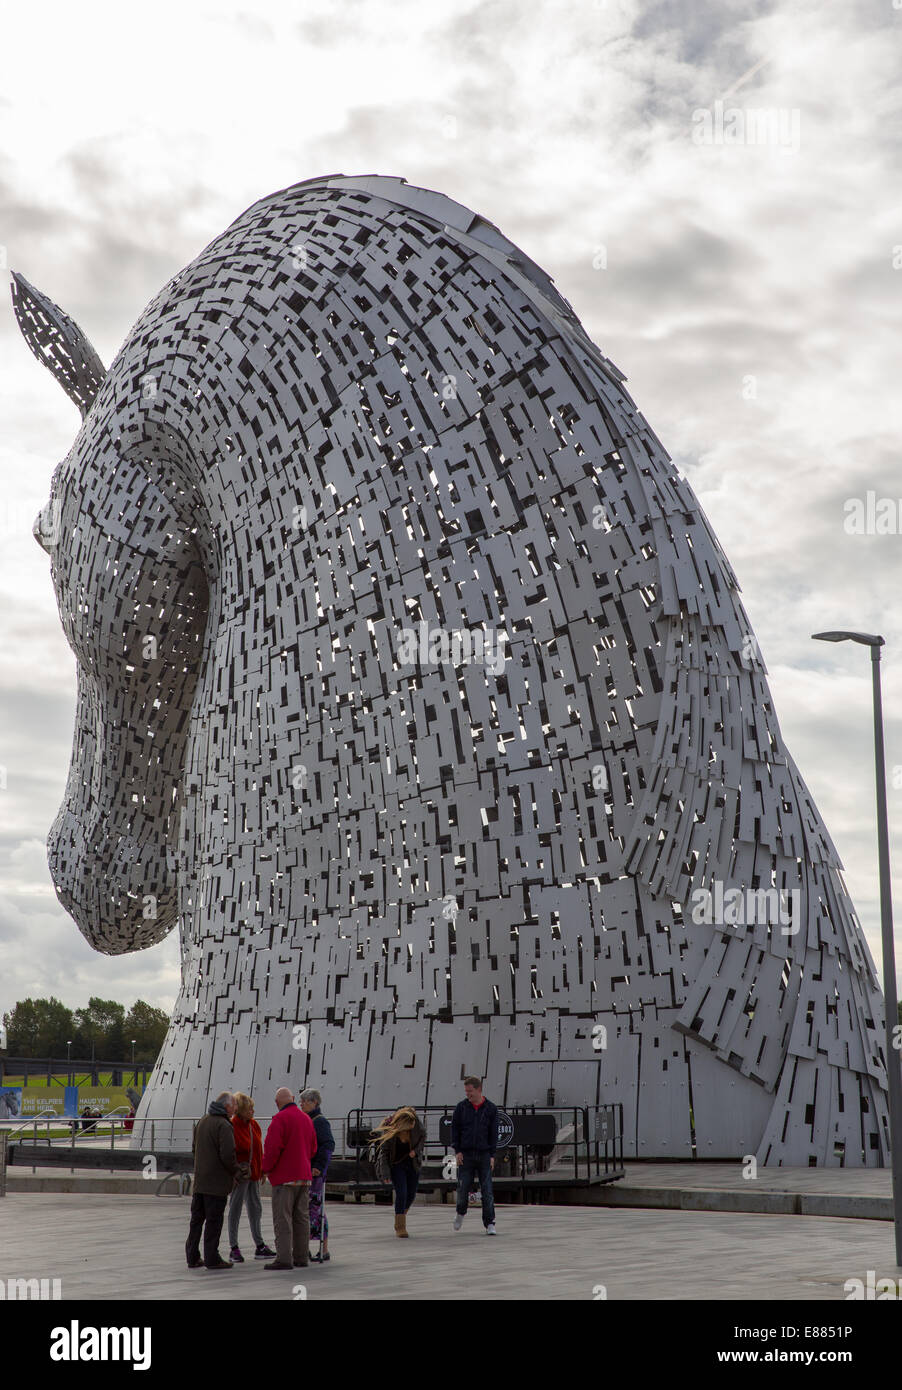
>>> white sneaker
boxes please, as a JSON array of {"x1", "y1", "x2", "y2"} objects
[
  {"x1": 486, "y1": 1223, "x2": 497, "y2": 1235},
  {"x1": 453, "y1": 1214, "x2": 465, "y2": 1231}
]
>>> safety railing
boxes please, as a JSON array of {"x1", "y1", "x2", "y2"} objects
[
  {"x1": 154, "y1": 1170, "x2": 193, "y2": 1197},
  {"x1": 2, "y1": 1104, "x2": 625, "y2": 1196},
  {"x1": 344, "y1": 1103, "x2": 624, "y2": 1191},
  {"x1": 3, "y1": 1108, "x2": 59, "y2": 1144},
  {"x1": 5, "y1": 1110, "x2": 141, "y2": 1174}
]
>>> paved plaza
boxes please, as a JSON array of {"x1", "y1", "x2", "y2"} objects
[
  {"x1": 1, "y1": 1191, "x2": 899, "y2": 1301},
  {"x1": 4, "y1": 1153, "x2": 894, "y2": 1221}
]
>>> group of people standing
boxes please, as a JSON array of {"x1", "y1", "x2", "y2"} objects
[
  {"x1": 186, "y1": 1085, "x2": 334, "y2": 1270},
  {"x1": 186, "y1": 1074, "x2": 501, "y2": 1270}
]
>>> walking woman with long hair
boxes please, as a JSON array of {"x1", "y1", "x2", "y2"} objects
[{"x1": 371, "y1": 1106, "x2": 426, "y2": 1237}]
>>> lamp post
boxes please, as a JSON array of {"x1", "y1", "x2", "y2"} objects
[
  {"x1": 131, "y1": 1040, "x2": 136, "y2": 1086},
  {"x1": 813, "y1": 630, "x2": 902, "y2": 1265},
  {"x1": 66, "y1": 1040, "x2": 72, "y2": 1088}
]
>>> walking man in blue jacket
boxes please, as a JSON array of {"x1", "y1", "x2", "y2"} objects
[{"x1": 451, "y1": 1076, "x2": 498, "y2": 1234}]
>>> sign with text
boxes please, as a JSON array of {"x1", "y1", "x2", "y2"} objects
[{"x1": 2, "y1": 1086, "x2": 142, "y2": 1119}]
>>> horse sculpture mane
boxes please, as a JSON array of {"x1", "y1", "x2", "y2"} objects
[{"x1": 15, "y1": 174, "x2": 889, "y2": 1162}]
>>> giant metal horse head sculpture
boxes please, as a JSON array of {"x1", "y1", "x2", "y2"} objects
[{"x1": 14, "y1": 175, "x2": 889, "y2": 1161}]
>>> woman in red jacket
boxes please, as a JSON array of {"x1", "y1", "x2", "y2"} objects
[{"x1": 228, "y1": 1092, "x2": 275, "y2": 1262}]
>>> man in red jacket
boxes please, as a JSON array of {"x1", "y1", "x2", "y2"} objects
[{"x1": 262, "y1": 1086, "x2": 318, "y2": 1269}]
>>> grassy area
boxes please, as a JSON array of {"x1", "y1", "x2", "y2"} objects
[
  {"x1": 10, "y1": 1127, "x2": 75, "y2": 1141},
  {"x1": 8, "y1": 1122, "x2": 132, "y2": 1141}
]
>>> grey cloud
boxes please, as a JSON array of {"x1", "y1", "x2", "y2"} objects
[
  {"x1": 0, "y1": 889, "x2": 180, "y2": 1020},
  {"x1": 2, "y1": 145, "x2": 223, "y2": 365},
  {"x1": 3, "y1": 0, "x2": 902, "y2": 1010},
  {"x1": 631, "y1": 0, "x2": 777, "y2": 74}
]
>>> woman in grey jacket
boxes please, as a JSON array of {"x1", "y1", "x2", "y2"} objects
[{"x1": 372, "y1": 1107, "x2": 426, "y2": 1238}]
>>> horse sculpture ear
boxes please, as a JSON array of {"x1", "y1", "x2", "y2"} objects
[{"x1": 10, "y1": 271, "x2": 107, "y2": 419}]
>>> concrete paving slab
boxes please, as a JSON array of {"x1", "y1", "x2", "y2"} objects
[
  {"x1": 607, "y1": 1162, "x2": 893, "y2": 1195},
  {"x1": 3, "y1": 1159, "x2": 896, "y2": 1220},
  {"x1": 1, "y1": 1191, "x2": 900, "y2": 1301},
  {"x1": 578, "y1": 1163, "x2": 894, "y2": 1221}
]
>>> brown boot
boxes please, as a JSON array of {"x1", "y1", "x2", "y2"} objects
[{"x1": 394, "y1": 1213, "x2": 409, "y2": 1238}]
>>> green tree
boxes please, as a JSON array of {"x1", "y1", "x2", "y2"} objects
[
  {"x1": 1, "y1": 996, "x2": 170, "y2": 1063},
  {"x1": 2, "y1": 997, "x2": 74, "y2": 1056},
  {"x1": 124, "y1": 1001, "x2": 170, "y2": 1062},
  {"x1": 73, "y1": 997, "x2": 126, "y2": 1062}
]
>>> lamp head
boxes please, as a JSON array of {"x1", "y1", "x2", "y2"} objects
[{"x1": 812, "y1": 631, "x2": 884, "y2": 648}]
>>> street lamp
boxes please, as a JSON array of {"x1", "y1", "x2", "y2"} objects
[
  {"x1": 131, "y1": 1040, "x2": 136, "y2": 1085},
  {"x1": 66, "y1": 1040, "x2": 72, "y2": 1088},
  {"x1": 813, "y1": 630, "x2": 902, "y2": 1265}
]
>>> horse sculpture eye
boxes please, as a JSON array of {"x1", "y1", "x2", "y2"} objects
[{"x1": 11, "y1": 174, "x2": 891, "y2": 1168}]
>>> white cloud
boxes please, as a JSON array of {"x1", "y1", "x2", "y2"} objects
[{"x1": 1, "y1": 0, "x2": 901, "y2": 1009}]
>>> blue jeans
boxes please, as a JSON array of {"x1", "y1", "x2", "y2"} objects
[
  {"x1": 456, "y1": 1152, "x2": 495, "y2": 1226},
  {"x1": 391, "y1": 1157, "x2": 419, "y2": 1214}
]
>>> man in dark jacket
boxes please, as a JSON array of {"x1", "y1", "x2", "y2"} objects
[
  {"x1": 451, "y1": 1076, "x2": 498, "y2": 1234},
  {"x1": 185, "y1": 1091, "x2": 243, "y2": 1270},
  {"x1": 300, "y1": 1088, "x2": 335, "y2": 1261}
]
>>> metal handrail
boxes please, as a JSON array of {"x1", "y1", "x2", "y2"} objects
[
  {"x1": 96, "y1": 1106, "x2": 133, "y2": 1161},
  {"x1": 3, "y1": 1105, "x2": 626, "y2": 1190},
  {"x1": 9, "y1": 1110, "x2": 132, "y2": 1139},
  {"x1": 345, "y1": 1103, "x2": 625, "y2": 1191},
  {"x1": 72, "y1": 1105, "x2": 133, "y2": 1135},
  {"x1": 7, "y1": 1109, "x2": 132, "y2": 1130},
  {"x1": 155, "y1": 1170, "x2": 192, "y2": 1197},
  {"x1": 4, "y1": 1109, "x2": 58, "y2": 1142},
  {"x1": 8, "y1": 1110, "x2": 138, "y2": 1178}
]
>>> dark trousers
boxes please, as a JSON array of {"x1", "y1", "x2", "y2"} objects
[
  {"x1": 186, "y1": 1191, "x2": 228, "y2": 1265},
  {"x1": 391, "y1": 1157, "x2": 419, "y2": 1214},
  {"x1": 456, "y1": 1152, "x2": 495, "y2": 1226}
]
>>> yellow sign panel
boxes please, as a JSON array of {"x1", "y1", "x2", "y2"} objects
[
  {"x1": 1, "y1": 1086, "x2": 140, "y2": 1120},
  {"x1": 19, "y1": 1087, "x2": 67, "y2": 1116},
  {"x1": 75, "y1": 1088, "x2": 133, "y2": 1115}
]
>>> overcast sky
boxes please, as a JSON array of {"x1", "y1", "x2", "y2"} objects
[{"x1": 1, "y1": 0, "x2": 901, "y2": 1031}]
